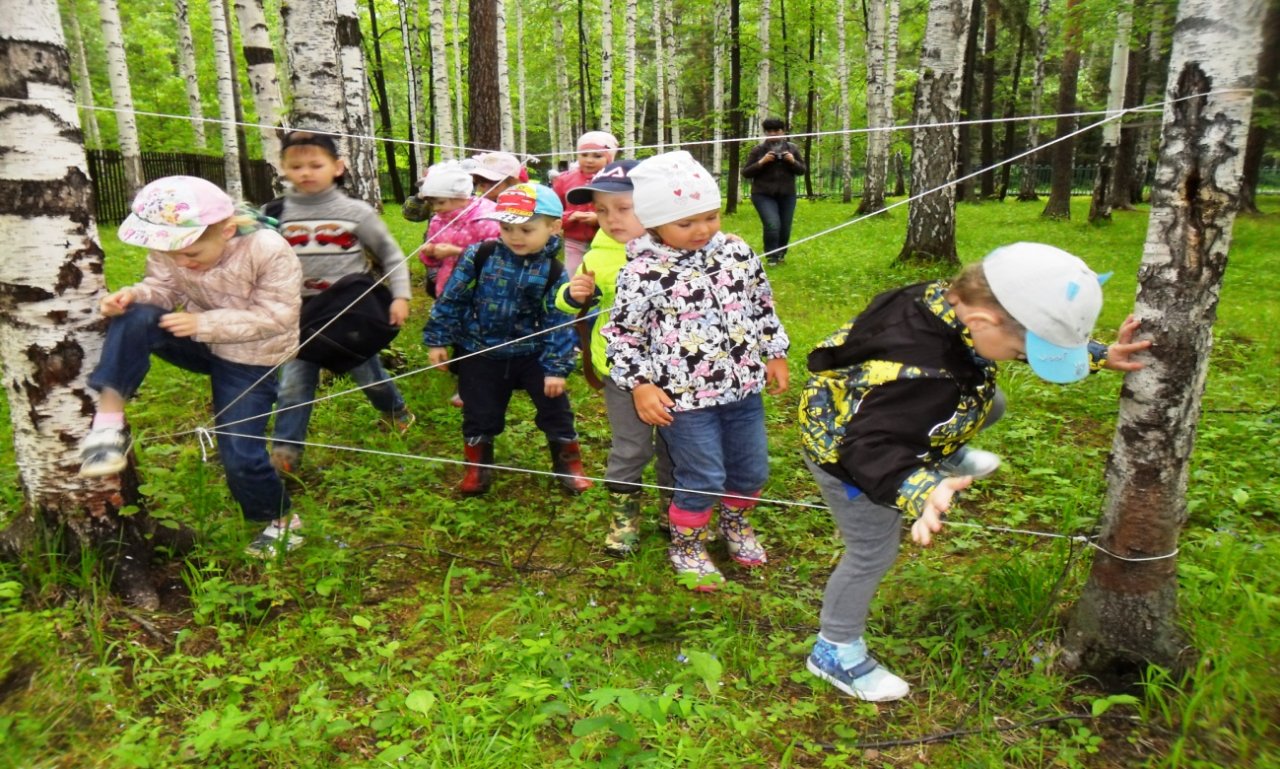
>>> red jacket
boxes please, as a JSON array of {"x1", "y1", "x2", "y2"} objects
[{"x1": 552, "y1": 168, "x2": 599, "y2": 243}]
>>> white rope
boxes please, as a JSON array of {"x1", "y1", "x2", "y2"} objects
[{"x1": 943, "y1": 520, "x2": 1180, "y2": 562}]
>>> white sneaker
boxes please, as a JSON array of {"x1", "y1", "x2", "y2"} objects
[
  {"x1": 245, "y1": 515, "x2": 303, "y2": 558},
  {"x1": 939, "y1": 447, "x2": 1001, "y2": 479},
  {"x1": 78, "y1": 427, "x2": 129, "y2": 477},
  {"x1": 806, "y1": 636, "x2": 911, "y2": 702}
]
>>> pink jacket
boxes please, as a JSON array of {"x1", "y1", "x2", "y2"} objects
[
  {"x1": 128, "y1": 228, "x2": 302, "y2": 367},
  {"x1": 421, "y1": 197, "x2": 500, "y2": 295}
]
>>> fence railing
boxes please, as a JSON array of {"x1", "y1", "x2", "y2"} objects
[{"x1": 87, "y1": 150, "x2": 277, "y2": 224}]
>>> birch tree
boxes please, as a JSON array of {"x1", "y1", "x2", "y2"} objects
[
  {"x1": 897, "y1": 0, "x2": 974, "y2": 265},
  {"x1": 366, "y1": 0, "x2": 406, "y2": 201},
  {"x1": 553, "y1": 3, "x2": 573, "y2": 154},
  {"x1": 209, "y1": 0, "x2": 243, "y2": 198},
  {"x1": 1064, "y1": 0, "x2": 1265, "y2": 678},
  {"x1": 712, "y1": 0, "x2": 725, "y2": 176},
  {"x1": 1088, "y1": 0, "x2": 1134, "y2": 223},
  {"x1": 516, "y1": 0, "x2": 527, "y2": 155},
  {"x1": 336, "y1": 0, "x2": 381, "y2": 207},
  {"x1": 234, "y1": 0, "x2": 285, "y2": 181},
  {"x1": 663, "y1": 0, "x2": 681, "y2": 147},
  {"x1": 496, "y1": 0, "x2": 515, "y2": 149},
  {"x1": 428, "y1": 0, "x2": 456, "y2": 159},
  {"x1": 599, "y1": 0, "x2": 614, "y2": 133},
  {"x1": 451, "y1": 0, "x2": 465, "y2": 146},
  {"x1": 623, "y1": 0, "x2": 637, "y2": 154},
  {"x1": 1017, "y1": 0, "x2": 1050, "y2": 201},
  {"x1": 1041, "y1": 0, "x2": 1085, "y2": 219},
  {"x1": 755, "y1": 0, "x2": 773, "y2": 125},
  {"x1": 836, "y1": 0, "x2": 852, "y2": 203},
  {"x1": 399, "y1": 0, "x2": 426, "y2": 172},
  {"x1": 885, "y1": 0, "x2": 899, "y2": 124},
  {"x1": 858, "y1": 0, "x2": 888, "y2": 212},
  {"x1": 174, "y1": 0, "x2": 207, "y2": 150},
  {"x1": 1129, "y1": 1, "x2": 1167, "y2": 206},
  {"x1": 64, "y1": 5, "x2": 100, "y2": 148},
  {"x1": 1, "y1": 0, "x2": 164, "y2": 609},
  {"x1": 653, "y1": 0, "x2": 667, "y2": 149},
  {"x1": 98, "y1": 0, "x2": 144, "y2": 194}
]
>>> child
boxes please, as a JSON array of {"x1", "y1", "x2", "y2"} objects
[
  {"x1": 464, "y1": 151, "x2": 527, "y2": 198},
  {"x1": 552, "y1": 131, "x2": 618, "y2": 274},
  {"x1": 417, "y1": 162, "x2": 501, "y2": 299},
  {"x1": 603, "y1": 151, "x2": 791, "y2": 590},
  {"x1": 422, "y1": 183, "x2": 593, "y2": 496},
  {"x1": 77, "y1": 176, "x2": 303, "y2": 556},
  {"x1": 556, "y1": 160, "x2": 675, "y2": 556},
  {"x1": 799, "y1": 243, "x2": 1150, "y2": 701},
  {"x1": 269, "y1": 131, "x2": 415, "y2": 474}
]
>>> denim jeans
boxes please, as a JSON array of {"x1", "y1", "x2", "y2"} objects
[
  {"x1": 658, "y1": 393, "x2": 769, "y2": 513},
  {"x1": 87, "y1": 304, "x2": 289, "y2": 522},
  {"x1": 751, "y1": 192, "x2": 798, "y2": 261},
  {"x1": 273, "y1": 356, "x2": 405, "y2": 450}
]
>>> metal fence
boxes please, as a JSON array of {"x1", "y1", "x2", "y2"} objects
[{"x1": 87, "y1": 150, "x2": 277, "y2": 223}]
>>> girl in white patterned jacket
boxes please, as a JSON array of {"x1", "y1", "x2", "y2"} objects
[{"x1": 603, "y1": 151, "x2": 790, "y2": 591}]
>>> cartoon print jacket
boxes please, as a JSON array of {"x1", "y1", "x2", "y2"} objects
[{"x1": 603, "y1": 231, "x2": 790, "y2": 411}]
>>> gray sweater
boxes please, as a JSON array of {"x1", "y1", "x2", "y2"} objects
[{"x1": 278, "y1": 185, "x2": 412, "y2": 301}]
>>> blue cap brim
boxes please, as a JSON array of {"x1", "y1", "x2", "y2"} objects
[
  {"x1": 566, "y1": 182, "x2": 633, "y2": 205},
  {"x1": 1025, "y1": 331, "x2": 1091, "y2": 383}
]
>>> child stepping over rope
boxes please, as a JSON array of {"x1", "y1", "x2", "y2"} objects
[
  {"x1": 603, "y1": 151, "x2": 791, "y2": 591},
  {"x1": 422, "y1": 183, "x2": 593, "y2": 496},
  {"x1": 799, "y1": 244, "x2": 1150, "y2": 701},
  {"x1": 77, "y1": 176, "x2": 303, "y2": 558}
]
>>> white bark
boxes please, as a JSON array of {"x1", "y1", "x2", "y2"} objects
[
  {"x1": 516, "y1": 0, "x2": 527, "y2": 156},
  {"x1": 860, "y1": 0, "x2": 888, "y2": 210},
  {"x1": 663, "y1": 0, "x2": 680, "y2": 147},
  {"x1": 553, "y1": 4, "x2": 573, "y2": 156},
  {"x1": 97, "y1": 0, "x2": 143, "y2": 194},
  {"x1": 335, "y1": 0, "x2": 381, "y2": 207},
  {"x1": 885, "y1": 0, "x2": 899, "y2": 127},
  {"x1": 756, "y1": 0, "x2": 772, "y2": 124},
  {"x1": 600, "y1": 0, "x2": 613, "y2": 133},
  {"x1": 623, "y1": 0, "x2": 636, "y2": 155},
  {"x1": 712, "y1": 0, "x2": 724, "y2": 176},
  {"x1": 836, "y1": 0, "x2": 852, "y2": 203},
  {"x1": 451, "y1": 0, "x2": 465, "y2": 147},
  {"x1": 496, "y1": 0, "x2": 514, "y2": 149},
  {"x1": 399, "y1": 0, "x2": 426, "y2": 170},
  {"x1": 208, "y1": 0, "x2": 243, "y2": 198},
  {"x1": 173, "y1": 0, "x2": 207, "y2": 150},
  {"x1": 64, "y1": 6, "x2": 100, "y2": 148},
  {"x1": 1089, "y1": 0, "x2": 1133, "y2": 222},
  {"x1": 428, "y1": 0, "x2": 456, "y2": 159},
  {"x1": 234, "y1": 0, "x2": 285, "y2": 181},
  {"x1": 653, "y1": 0, "x2": 666, "y2": 150},
  {"x1": 1018, "y1": 0, "x2": 1050, "y2": 200}
]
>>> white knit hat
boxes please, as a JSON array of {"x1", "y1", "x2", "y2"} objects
[
  {"x1": 630, "y1": 151, "x2": 722, "y2": 228},
  {"x1": 576, "y1": 130, "x2": 619, "y2": 154},
  {"x1": 419, "y1": 163, "x2": 475, "y2": 199}
]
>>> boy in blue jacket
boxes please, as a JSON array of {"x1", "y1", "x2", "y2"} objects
[{"x1": 423, "y1": 183, "x2": 593, "y2": 496}]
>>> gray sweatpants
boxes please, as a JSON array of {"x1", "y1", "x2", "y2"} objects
[{"x1": 602, "y1": 378, "x2": 675, "y2": 494}]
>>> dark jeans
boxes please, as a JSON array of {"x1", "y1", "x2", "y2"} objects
[
  {"x1": 751, "y1": 192, "x2": 798, "y2": 262},
  {"x1": 455, "y1": 351, "x2": 577, "y2": 443},
  {"x1": 87, "y1": 304, "x2": 290, "y2": 522},
  {"x1": 273, "y1": 356, "x2": 405, "y2": 450}
]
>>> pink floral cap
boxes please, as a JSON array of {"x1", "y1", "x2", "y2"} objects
[{"x1": 118, "y1": 176, "x2": 235, "y2": 252}]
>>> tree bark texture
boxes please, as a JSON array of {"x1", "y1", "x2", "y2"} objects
[
  {"x1": 1, "y1": 0, "x2": 158, "y2": 609},
  {"x1": 836, "y1": 0, "x2": 852, "y2": 204},
  {"x1": 64, "y1": 8, "x2": 101, "y2": 148},
  {"x1": 282, "y1": 0, "x2": 344, "y2": 136},
  {"x1": 234, "y1": 0, "x2": 285, "y2": 183},
  {"x1": 756, "y1": 0, "x2": 772, "y2": 123},
  {"x1": 623, "y1": 0, "x2": 636, "y2": 155},
  {"x1": 652, "y1": 0, "x2": 666, "y2": 149},
  {"x1": 208, "y1": 0, "x2": 243, "y2": 199},
  {"x1": 450, "y1": 0, "x2": 465, "y2": 146},
  {"x1": 515, "y1": 0, "x2": 527, "y2": 156},
  {"x1": 553, "y1": 3, "x2": 573, "y2": 156},
  {"x1": 97, "y1": 0, "x2": 144, "y2": 194},
  {"x1": 397, "y1": 0, "x2": 426, "y2": 174},
  {"x1": 496, "y1": 0, "x2": 515, "y2": 149},
  {"x1": 336, "y1": 0, "x2": 381, "y2": 207},
  {"x1": 174, "y1": 0, "x2": 208, "y2": 150},
  {"x1": 428, "y1": 0, "x2": 456, "y2": 159},
  {"x1": 712, "y1": 0, "x2": 725, "y2": 175},
  {"x1": 898, "y1": 0, "x2": 974, "y2": 265},
  {"x1": 663, "y1": 0, "x2": 680, "y2": 147},
  {"x1": 467, "y1": 0, "x2": 501, "y2": 150},
  {"x1": 857, "y1": 0, "x2": 887, "y2": 212},
  {"x1": 1089, "y1": 0, "x2": 1133, "y2": 223},
  {"x1": 1018, "y1": 0, "x2": 1050, "y2": 201},
  {"x1": 1107, "y1": 17, "x2": 1147, "y2": 212},
  {"x1": 1063, "y1": 0, "x2": 1265, "y2": 682},
  {"x1": 1041, "y1": 0, "x2": 1084, "y2": 219},
  {"x1": 802, "y1": 0, "x2": 816, "y2": 198},
  {"x1": 367, "y1": 0, "x2": 405, "y2": 202}
]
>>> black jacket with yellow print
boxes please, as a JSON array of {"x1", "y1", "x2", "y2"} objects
[{"x1": 799, "y1": 281, "x2": 1000, "y2": 519}]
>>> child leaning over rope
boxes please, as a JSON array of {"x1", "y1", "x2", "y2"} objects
[
  {"x1": 422, "y1": 183, "x2": 594, "y2": 497},
  {"x1": 77, "y1": 176, "x2": 303, "y2": 557},
  {"x1": 798, "y1": 244, "x2": 1150, "y2": 702},
  {"x1": 602, "y1": 151, "x2": 791, "y2": 591}
]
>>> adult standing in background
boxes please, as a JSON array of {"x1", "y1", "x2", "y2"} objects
[{"x1": 742, "y1": 117, "x2": 808, "y2": 266}]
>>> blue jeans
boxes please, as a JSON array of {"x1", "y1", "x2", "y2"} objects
[
  {"x1": 273, "y1": 356, "x2": 405, "y2": 450},
  {"x1": 87, "y1": 304, "x2": 289, "y2": 522},
  {"x1": 658, "y1": 393, "x2": 769, "y2": 513},
  {"x1": 751, "y1": 192, "x2": 798, "y2": 261}
]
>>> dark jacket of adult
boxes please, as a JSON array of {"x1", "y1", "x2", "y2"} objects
[{"x1": 742, "y1": 141, "x2": 808, "y2": 196}]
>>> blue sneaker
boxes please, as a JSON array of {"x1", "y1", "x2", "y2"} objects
[{"x1": 806, "y1": 636, "x2": 910, "y2": 701}]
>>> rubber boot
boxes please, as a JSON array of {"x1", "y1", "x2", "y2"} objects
[
  {"x1": 549, "y1": 440, "x2": 593, "y2": 494},
  {"x1": 459, "y1": 440, "x2": 494, "y2": 496},
  {"x1": 718, "y1": 501, "x2": 767, "y2": 566},
  {"x1": 604, "y1": 492, "x2": 642, "y2": 556},
  {"x1": 668, "y1": 505, "x2": 722, "y2": 591}
]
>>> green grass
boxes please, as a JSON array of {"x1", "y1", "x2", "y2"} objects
[{"x1": 1, "y1": 196, "x2": 1277, "y2": 768}]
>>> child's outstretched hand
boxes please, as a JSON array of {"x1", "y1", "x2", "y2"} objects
[
  {"x1": 159, "y1": 312, "x2": 199, "y2": 338},
  {"x1": 435, "y1": 244, "x2": 463, "y2": 258},
  {"x1": 100, "y1": 288, "x2": 136, "y2": 317},
  {"x1": 633, "y1": 383, "x2": 675, "y2": 426},
  {"x1": 765, "y1": 357, "x2": 789, "y2": 394},
  {"x1": 569, "y1": 271, "x2": 597, "y2": 303},
  {"x1": 911, "y1": 476, "x2": 972, "y2": 546},
  {"x1": 389, "y1": 298, "x2": 410, "y2": 326},
  {"x1": 428, "y1": 347, "x2": 451, "y2": 368},
  {"x1": 1103, "y1": 314, "x2": 1151, "y2": 372}
]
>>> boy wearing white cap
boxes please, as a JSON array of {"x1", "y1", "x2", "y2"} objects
[
  {"x1": 552, "y1": 130, "x2": 619, "y2": 274},
  {"x1": 603, "y1": 151, "x2": 791, "y2": 591},
  {"x1": 798, "y1": 243, "x2": 1150, "y2": 701}
]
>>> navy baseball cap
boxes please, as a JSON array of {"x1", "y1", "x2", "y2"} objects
[{"x1": 566, "y1": 160, "x2": 639, "y2": 205}]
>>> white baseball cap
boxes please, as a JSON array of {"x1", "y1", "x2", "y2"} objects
[
  {"x1": 983, "y1": 243, "x2": 1106, "y2": 384},
  {"x1": 419, "y1": 163, "x2": 475, "y2": 199},
  {"x1": 630, "y1": 150, "x2": 721, "y2": 228}
]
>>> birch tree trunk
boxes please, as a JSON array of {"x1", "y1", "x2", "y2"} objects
[
  {"x1": 623, "y1": 0, "x2": 637, "y2": 155},
  {"x1": 234, "y1": 0, "x2": 285, "y2": 183},
  {"x1": 1239, "y1": 0, "x2": 1280, "y2": 214},
  {"x1": 64, "y1": 6, "x2": 101, "y2": 148},
  {"x1": 496, "y1": 0, "x2": 514, "y2": 149},
  {"x1": 1088, "y1": 0, "x2": 1132, "y2": 223},
  {"x1": 515, "y1": 0, "x2": 527, "y2": 156},
  {"x1": 897, "y1": 0, "x2": 974, "y2": 265},
  {"x1": 663, "y1": 0, "x2": 681, "y2": 147},
  {"x1": 174, "y1": 0, "x2": 208, "y2": 150},
  {"x1": 282, "y1": 1, "x2": 347, "y2": 168},
  {"x1": 209, "y1": 0, "x2": 243, "y2": 198},
  {"x1": 858, "y1": 0, "x2": 887, "y2": 212},
  {"x1": 366, "y1": 0, "x2": 405, "y2": 202},
  {"x1": 712, "y1": 0, "x2": 724, "y2": 176},
  {"x1": 1063, "y1": 0, "x2": 1265, "y2": 681},
  {"x1": 1041, "y1": 0, "x2": 1084, "y2": 219},
  {"x1": 977, "y1": 0, "x2": 997, "y2": 198},
  {"x1": 653, "y1": 0, "x2": 667, "y2": 150},
  {"x1": 885, "y1": 0, "x2": 899, "y2": 126},
  {"x1": 755, "y1": 0, "x2": 772, "y2": 125},
  {"x1": 98, "y1": 0, "x2": 144, "y2": 194},
  {"x1": 1129, "y1": 2, "x2": 1166, "y2": 205},
  {"x1": 1, "y1": 0, "x2": 161, "y2": 609},
  {"x1": 836, "y1": 0, "x2": 852, "y2": 203},
  {"x1": 599, "y1": 0, "x2": 614, "y2": 133},
  {"x1": 429, "y1": 0, "x2": 456, "y2": 159},
  {"x1": 469, "y1": 0, "x2": 501, "y2": 149},
  {"x1": 336, "y1": 0, "x2": 381, "y2": 207},
  {"x1": 1018, "y1": 0, "x2": 1050, "y2": 201},
  {"x1": 451, "y1": 0, "x2": 465, "y2": 147},
  {"x1": 399, "y1": 0, "x2": 426, "y2": 172}
]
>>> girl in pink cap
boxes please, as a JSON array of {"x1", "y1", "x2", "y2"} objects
[{"x1": 552, "y1": 131, "x2": 619, "y2": 273}]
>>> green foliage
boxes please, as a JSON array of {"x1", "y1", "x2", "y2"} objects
[{"x1": 2, "y1": 198, "x2": 1278, "y2": 768}]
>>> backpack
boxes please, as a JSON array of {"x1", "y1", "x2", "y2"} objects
[
  {"x1": 296, "y1": 273, "x2": 399, "y2": 374},
  {"x1": 465, "y1": 239, "x2": 563, "y2": 296}
]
